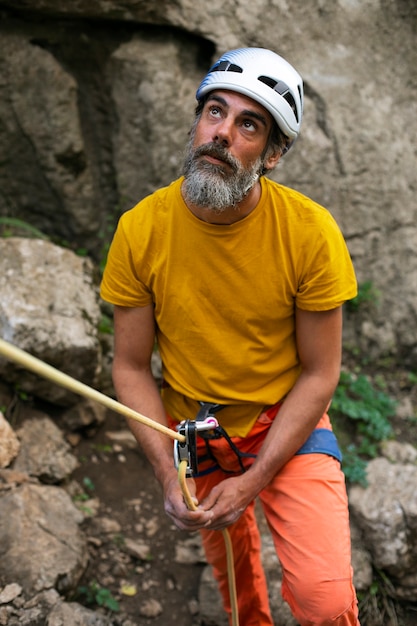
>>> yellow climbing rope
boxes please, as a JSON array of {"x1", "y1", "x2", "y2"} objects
[
  {"x1": 178, "y1": 459, "x2": 239, "y2": 626},
  {"x1": 0, "y1": 338, "x2": 239, "y2": 626},
  {"x1": 0, "y1": 338, "x2": 184, "y2": 442}
]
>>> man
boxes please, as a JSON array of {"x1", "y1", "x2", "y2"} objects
[{"x1": 101, "y1": 48, "x2": 360, "y2": 625}]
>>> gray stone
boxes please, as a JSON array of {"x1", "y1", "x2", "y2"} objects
[
  {"x1": 0, "y1": 412, "x2": 20, "y2": 468},
  {"x1": 175, "y1": 534, "x2": 206, "y2": 565},
  {"x1": 123, "y1": 537, "x2": 152, "y2": 561},
  {"x1": 14, "y1": 415, "x2": 78, "y2": 482},
  {"x1": 46, "y1": 600, "x2": 113, "y2": 626},
  {"x1": 0, "y1": 32, "x2": 99, "y2": 248},
  {"x1": 349, "y1": 455, "x2": 417, "y2": 600},
  {"x1": 381, "y1": 439, "x2": 417, "y2": 465},
  {"x1": 0, "y1": 238, "x2": 101, "y2": 405},
  {"x1": 61, "y1": 400, "x2": 107, "y2": 432},
  {"x1": 0, "y1": 583, "x2": 22, "y2": 604},
  {"x1": 138, "y1": 598, "x2": 163, "y2": 618},
  {"x1": 0, "y1": 483, "x2": 87, "y2": 595}
]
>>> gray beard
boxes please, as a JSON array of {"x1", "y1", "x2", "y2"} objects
[{"x1": 182, "y1": 140, "x2": 263, "y2": 212}]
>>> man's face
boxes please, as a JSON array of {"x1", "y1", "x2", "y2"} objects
[{"x1": 182, "y1": 90, "x2": 277, "y2": 211}]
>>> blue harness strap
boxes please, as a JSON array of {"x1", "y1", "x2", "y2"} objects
[{"x1": 295, "y1": 428, "x2": 342, "y2": 463}]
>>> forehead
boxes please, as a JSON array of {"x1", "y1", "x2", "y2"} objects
[{"x1": 205, "y1": 89, "x2": 273, "y2": 123}]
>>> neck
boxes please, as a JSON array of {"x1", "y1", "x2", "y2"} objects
[{"x1": 181, "y1": 180, "x2": 262, "y2": 225}]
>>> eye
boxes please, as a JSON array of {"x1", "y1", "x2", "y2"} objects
[
  {"x1": 208, "y1": 105, "x2": 222, "y2": 118},
  {"x1": 242, "y1": 119, "x2": 257, "y2": 132}
]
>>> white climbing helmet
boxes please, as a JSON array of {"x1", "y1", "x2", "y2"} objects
[{"x1": 196, "y1": 48, "x2": 303, "y2": 148}]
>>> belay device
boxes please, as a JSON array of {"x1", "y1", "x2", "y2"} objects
[
  {"x1": 174, "y1": 401, "x2": 259, "y2": 477},
  {"x1": 173, "y1": 402, "x2": 224, "y2": 476}
]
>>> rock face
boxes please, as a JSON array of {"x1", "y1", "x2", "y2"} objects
[
  {"x1": 0, "y1": 238, "x2": 101, "y2": 405},
  {"x1": 0, "y1": 412, "x2": 20, "y2": 468},
  {"x1": 0, "y1": 0, "x2": 415, "y2": 366},
  {"x1": 14, "y1": 416, "x2": 79, "y2": 482},
  {"x1": 0, "y1": 482, "x2": 87, "y2": 595},
  {"x1": 0, "y1": 410, "x2": 94, "y2": 625},
  {"x1": 349, "y1": 455, "x2": 417, "y2": 602}
]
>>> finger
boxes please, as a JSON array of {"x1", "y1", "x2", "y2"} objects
[
  {"x1": 199, "y1": 488, "x2": 222, "y2": 511},
  {"x1": 166, "y1": 502, "x2": 211, "y2": 530}
]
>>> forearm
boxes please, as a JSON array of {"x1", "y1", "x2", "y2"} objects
[
  {"x1": 241, "y1": 369, "x2": 338, "y2": 502},
  {"x1": 113, "y1": 362, "x2": 176, "y2": 487},
  {"x1": 241, "y1": 306, "x2": 343, "y2": 500},
  {"x1": 110, "y1": 305, "x2": 208, "y2": 531}
]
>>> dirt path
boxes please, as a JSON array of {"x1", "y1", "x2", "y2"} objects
[{"x1": 71, "y1": 410, "x2": 205, "y2": 625}]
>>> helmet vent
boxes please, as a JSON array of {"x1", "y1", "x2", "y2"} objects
[
  {"x1": 210, "y1": 60, "x2": 243, "y2": 73},
  {"x1": 258, "y1": 76, "x2": 299, "y2": 122}
]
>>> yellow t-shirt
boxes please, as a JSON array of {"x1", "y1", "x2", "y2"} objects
[{"x1": 101, "y1": 177, "x2": 357, "y2": 436}]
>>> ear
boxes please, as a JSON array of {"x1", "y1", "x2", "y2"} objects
[{"x1": 264, "y1": 148, "x2": 282, "y2": 171}]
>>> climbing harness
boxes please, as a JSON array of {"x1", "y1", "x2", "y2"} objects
[
  {"x1": 296, "y1": 427, "x2": 342, "y2": 463},
  {"x1": 174, "y1": 401, "x2": 257, "y2": 477},
  {"x1": 174, "y1": 401, "x2": 342, "y2": 479},
  {"x1": 0, "y1": 339, "x2": 240, "y2": 626}
]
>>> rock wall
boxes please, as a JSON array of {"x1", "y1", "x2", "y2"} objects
[
  {"x1": 0, "y1": 238, "x2": 102, "y2": 404},
  {"x1": 0, "y1": 0, "x2": 416, "y2": 365}
]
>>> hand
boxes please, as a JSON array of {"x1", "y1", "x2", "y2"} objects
[
  {"x1": 162, "y1": 472, "x2": 211, "y2": 531},
  {"x1": 197, "y1": 475, "x2": 251, "y2": 531}
]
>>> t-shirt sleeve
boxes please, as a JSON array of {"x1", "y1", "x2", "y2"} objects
[
  {"x1": 295, "y1": 213, "x2": 357, "y2": 311},
  {"x1": 100, "y1": 215, "x2": 153, "y2": 308}
]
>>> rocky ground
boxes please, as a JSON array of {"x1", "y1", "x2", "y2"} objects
[{"x1": 69, "y1": 409, "x2": 209, "y2": 626}]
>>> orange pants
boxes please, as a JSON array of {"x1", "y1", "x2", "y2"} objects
[{"x1": 178, "y1": 409, "x2": 360, "y2": 626}]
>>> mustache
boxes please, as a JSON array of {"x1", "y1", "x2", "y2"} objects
[{"x1": 192, "y1": 143, "x2": 239, "y2": 171}]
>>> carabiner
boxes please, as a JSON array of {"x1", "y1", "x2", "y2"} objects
[{"x1": 173, "y1": 413, "x2": 219, "y2": 476}]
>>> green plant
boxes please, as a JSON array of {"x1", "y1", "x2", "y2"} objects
[
  {"x1": 82, "y1": 476, "x2": 95, "y2": 492},
  {"x1": 75, "y1": 247, "x2": 89, "y2": 257},
  {"x1": 408, "y1": 371, "x2": 417, "y2": 386},
  {"x1": 76, "y1": 581, "x2": 119, "y2": 612},
  {"x1": 91, "y1": 442, "x2": 113, "y2": 454},
  {"x1": 71, "y1": 477, "x2": 96, "y2": 515},
  {"x1": 72, "y1": 492, "x2": 90, "y2": 503},
  {"x1": 73, "y1": 476, "x2": 95, "y2": 501},
  {"x1": 0, "y1": 216, "x2": 50, "y2": 240},
  {"x1": 13, "y1": 383, "x2": 30, "y2": 402},
  {"x1": 98, "y1": 313, "x2": 114, "y2": 335},
  {"x1": 346, "y1": 280, "x2": 380, "y2": 313},
  {"x1": 112, "y1": 533, "x2": 126, "y2": 548},
  {"x1": 330, "y1": 371, "x2": 397, "y2": 485},
  {"x1": 357, "y1": 568, "x2": 399, "y2": 625},
  {"x1": 76, "y1": 503, "x2": 95, "y2": 516}
]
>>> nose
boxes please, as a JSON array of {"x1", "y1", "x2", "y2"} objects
[{"x1": 213, "y1": 118, "x2": 233, "y2": 146}]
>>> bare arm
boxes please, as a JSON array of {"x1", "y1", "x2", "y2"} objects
[
  {"x1": 199, "y1": 306, "x2": 343, "y2": 529},
  {"x1": 112, "y1": 305, "x2": 206, "y2": 529}
]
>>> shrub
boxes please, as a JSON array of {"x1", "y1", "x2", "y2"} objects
[{"x1": 330, "y1": 371, "x2": 397, "y2": 485}]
